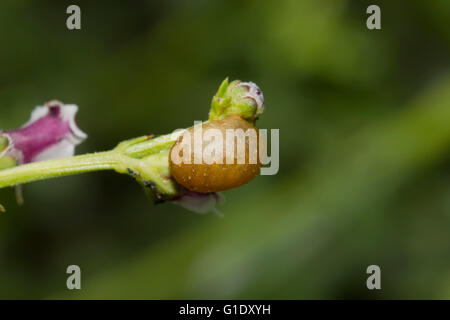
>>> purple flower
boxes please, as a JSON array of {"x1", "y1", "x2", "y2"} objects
[
  {"x1": 170, "y1": 189, "x2": 225, "y2": 215},
  {"x1": 0, "y1": 100, "x2": 87, "y2": 165}
]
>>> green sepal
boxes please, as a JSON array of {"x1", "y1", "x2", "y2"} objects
[
  {"x1": 113, "y1": 136, "x2": 179, "y2": 198},
  {"x1": 208, "y1": 77, "x2": 263, "y2": 123},
  {"x1": 0, "y1": 135, "x2": 9, "y2": 153},
  {"x1": 0, "y1": 156, "x2": 17, "y2": 171}
]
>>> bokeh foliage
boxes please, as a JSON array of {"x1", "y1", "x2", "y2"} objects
[{"x1": 0, "y1": 0, "x2": 449, "y2": 299}]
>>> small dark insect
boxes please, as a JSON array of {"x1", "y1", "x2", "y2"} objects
[
  {"x1": 143, "y1": 180, "x2": 164, "y2": 201},
  {"x1": 127, "y1": 168, "x2": 138, "y2": 179}
]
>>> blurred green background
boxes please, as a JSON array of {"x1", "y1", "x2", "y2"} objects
[{"x1": 0, "y1": 0, "x2": 450, "y2": 299}]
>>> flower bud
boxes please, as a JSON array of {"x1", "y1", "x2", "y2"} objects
[{"x1": 209, "y1": 78, "x2": 265, "y2": 123}]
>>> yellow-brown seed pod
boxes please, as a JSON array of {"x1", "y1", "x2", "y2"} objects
[{"x1": 169, "y1": 115, "x2": 265, "y2": 193}]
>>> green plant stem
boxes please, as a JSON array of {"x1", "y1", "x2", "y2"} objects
[
  {"x1": 0, "y1": 133, "x2": 180, "y2": 212},
  {"x1": 122, "y1": 133, "x2": 179, "y2": 158},
  {"x1": 0, "y1": 151, "x2": 119, "y2": 188}
]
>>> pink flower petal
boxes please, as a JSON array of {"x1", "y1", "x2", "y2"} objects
[{"x1": 1, "y1": 100, "x2": 87, "y2": 164}]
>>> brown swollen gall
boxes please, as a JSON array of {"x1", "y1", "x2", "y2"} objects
[{"x1": 169, "y1": 115, "x2": 265, "y2": 193}]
